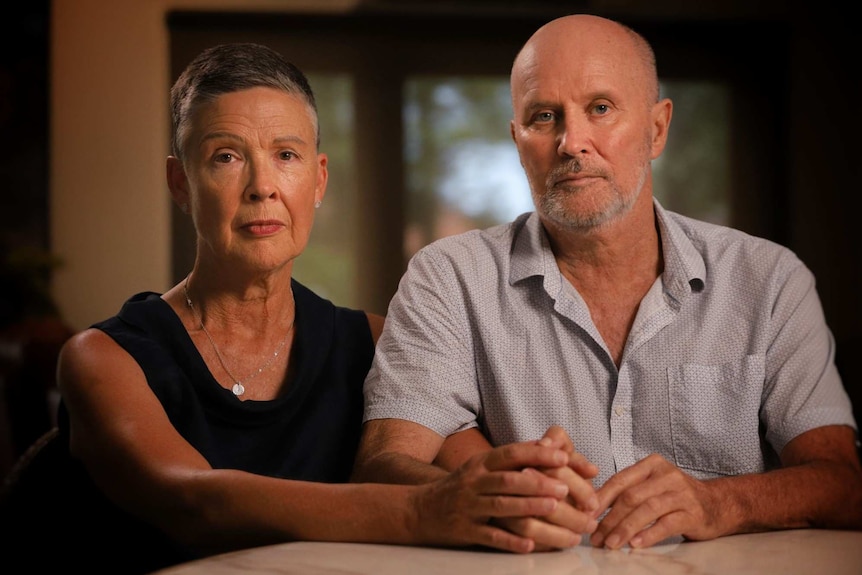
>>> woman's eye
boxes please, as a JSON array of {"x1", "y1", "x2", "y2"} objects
[{"x1": 214, "y1": 152, "x2": 233, "y2": 163}]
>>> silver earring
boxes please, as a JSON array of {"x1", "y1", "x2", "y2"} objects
[{"x1": 314, "y1": 200, "x2": 321, "y2": 209}]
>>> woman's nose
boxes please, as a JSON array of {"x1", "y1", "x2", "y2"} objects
[{"x1": 243, "y1": 160, "x2": 280, "y2": 201}]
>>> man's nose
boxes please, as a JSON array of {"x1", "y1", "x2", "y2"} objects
[{"x1": 557, "y1": 115, "x2": 590, "y2": 157}]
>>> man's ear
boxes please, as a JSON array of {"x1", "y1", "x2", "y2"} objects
[
  {"x1": 649, "y1": 98, "x2": 673, "y2": 160},
  {"x1": 166, "y1": 156, "x2": 190, "y2": 213}
]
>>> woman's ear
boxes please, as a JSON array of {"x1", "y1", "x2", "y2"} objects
[
  {"x1": 166, "y1": 156, "x2": 190, "y2": 213},
  {"x1": 314, "y1": 152, "x2": 329, "y2": 207}
]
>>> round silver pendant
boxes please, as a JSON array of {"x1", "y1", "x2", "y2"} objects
[{"x1": 231, "y1": 382, "x2": 245, "y2": 396}]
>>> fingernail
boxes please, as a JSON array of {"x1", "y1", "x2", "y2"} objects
[
  {"x1": 554, "y1": 484, "x2": 569, "y2": 498},
  {"x1": 605, "y1": 534, "x2": 620, "y2": 549},
  {"x1": 587, "y1": 495, "x2": 599, "y2": 510},
  {"x1": 631, "y1": 535, "x2": 643, "y2": 548},
  {"x1": 538, "y1": 437, "x2": 552, "y2": 446},
  {"x1": 586, "y1": 518, "x2": 598, "y2": 533}
]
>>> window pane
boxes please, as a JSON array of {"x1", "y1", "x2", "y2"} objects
[
  {"x1": 654, "y1": 81, "x2": 730, "y2": 225},
  {"x1": 403, "y1": 76, "x2": 730, "y2": 259},
  {"x1": 292, "y1": 74, "x2": 359, "y2": 307},
  {"x1": 403, "y1": 76, "x2": 531, "y2": 260}
]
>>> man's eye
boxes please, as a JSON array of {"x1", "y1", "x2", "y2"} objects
[
  {"x1": 215, "y1": 152, "x2": 233, "y2": 163},
  {"x1": 536, "y1": 112, "x2": 555, "y2": 123},
  {"x1": 594, "y1": 104, "x2": 610, "y2": 115},
  {"x1": 279, "y1": 151, "x2": 296, "y2": 161}
]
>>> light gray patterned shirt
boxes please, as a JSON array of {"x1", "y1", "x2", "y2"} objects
[{"x1": 364, "y1": 199, "x2": 857, "y2": 486}]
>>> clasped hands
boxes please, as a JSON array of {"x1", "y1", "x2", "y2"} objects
[{"x1": 436, "y1": 426, "x2": 723, "y2": 553}]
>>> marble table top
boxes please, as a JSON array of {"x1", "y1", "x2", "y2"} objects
[{"x1": 151, "y1": 528, "x2": 862, "y2": 575}]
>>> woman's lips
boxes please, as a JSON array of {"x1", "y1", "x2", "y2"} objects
[{"x1": 243, "y1": 220, "x2": 284, "y2": 235}]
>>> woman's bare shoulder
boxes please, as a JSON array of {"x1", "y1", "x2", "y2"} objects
[
  {"x1": 57, "y1": 327, "x2": 141, "y2": 396},
  {"x1": 364, "y1": 312, "x2": 385, "y2": 345}
]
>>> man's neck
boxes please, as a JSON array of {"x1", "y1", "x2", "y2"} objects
[{"x1": 544, "y1": 195, "x2": 662, "y2": 291}]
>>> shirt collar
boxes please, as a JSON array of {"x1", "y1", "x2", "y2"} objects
[
  {"x1": 654, "y1": 198, "x2": 707, "y2": 305},
  {"x1": 508, "y1": 199, "x2": 707, "y2": 304}
]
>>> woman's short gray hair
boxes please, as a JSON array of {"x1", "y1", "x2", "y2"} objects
[{"x1": 170, "y1": 43, "x2": 319, "y2": 160}]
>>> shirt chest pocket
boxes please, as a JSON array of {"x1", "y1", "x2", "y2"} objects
[{"x1": 667, "y1": 355, "x2": 766, "y2": 477}]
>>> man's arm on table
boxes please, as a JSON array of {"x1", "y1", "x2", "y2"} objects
[{"x1": 591, "y1": 424, "x2": 862, "y2": 550}]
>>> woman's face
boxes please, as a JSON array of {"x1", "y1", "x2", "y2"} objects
[{"x1": 169, "y1": 86, "x2": 327, "y2": 274}]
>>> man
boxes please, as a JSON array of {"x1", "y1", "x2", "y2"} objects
[{"x1": 353, "y1": 14, "x2": 862, "y2": 551}]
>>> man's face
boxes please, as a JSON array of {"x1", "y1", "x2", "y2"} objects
[{"x1": 509, "y1": 24, "x2": 666, "y2": 232}]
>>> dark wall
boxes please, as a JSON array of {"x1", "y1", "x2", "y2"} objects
[
  {"x1": 0, "y1": 1, "x2": 55, "y2": 476},
  {"x1": 0, "y1": 2, "x2": 50, "y2": 259},
  {"x1": 788, "y1": 16, "x2": 862, "y2": 424}
]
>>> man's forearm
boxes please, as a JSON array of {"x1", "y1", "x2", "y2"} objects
[
  {"x1": 711, "y1": 460, "x2": 862, "y2": 535},
  {"x1": 352, "y1": 451, "x2": 448, "y2": 485}
]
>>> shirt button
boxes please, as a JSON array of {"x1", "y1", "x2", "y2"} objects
[{"x1": 614, "y1": 406, "x2": 625, "y2": 416}]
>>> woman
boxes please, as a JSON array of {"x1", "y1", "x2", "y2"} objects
[{"x1": 41, "y1": 44, "x2": 578, "y2": 573}]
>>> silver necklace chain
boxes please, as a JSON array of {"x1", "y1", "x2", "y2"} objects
[{"x1": 183, "y1": 275, "x2": 295, "y2": 397}]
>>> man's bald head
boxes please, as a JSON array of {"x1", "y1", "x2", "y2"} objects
[{"x1": 512, "y1": 14, "x2": 659, "y2": 107}]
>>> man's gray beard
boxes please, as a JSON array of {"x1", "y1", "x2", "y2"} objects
[
  {"x1": 534, "y1": 160, "x2": 648, "y2": 231},
  {"x1": 538, "y1": 186, "x2": 627, "y2": 230}
]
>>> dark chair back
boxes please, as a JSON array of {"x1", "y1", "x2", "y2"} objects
[
  {"x1": 0, "y1": 427, "x2": 70, "y2": 551},
  {"x1": 0, "y1": 425, "x2": 195, "y2": 572}
]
